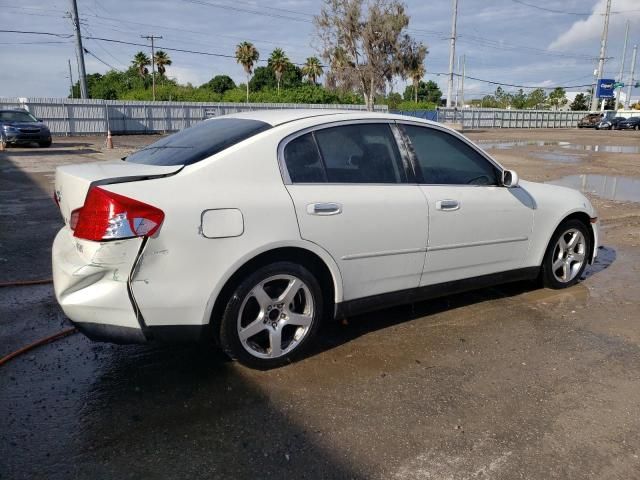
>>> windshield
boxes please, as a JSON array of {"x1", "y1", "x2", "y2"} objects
[
  {"x1": 0, "y1": 111, "x2": 38, "y2": 123},
  {"x1": 126, "y1": 118, "x2": 272, "y2": 166}
]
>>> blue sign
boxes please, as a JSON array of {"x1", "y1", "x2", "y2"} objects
[{"x1": 596, "y1": 78, "x2": 615, "y2": 98}]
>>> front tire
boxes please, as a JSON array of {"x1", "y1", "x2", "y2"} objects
[
  {"x1": 541, "y1": 219, "x2": 591, "y2": 289},
  {"x1": 219, "y1": 261, "x2": 323, "y2": 369},
  {"x1": 39, "y1": 140, "x2": 52, "y2": 148}
]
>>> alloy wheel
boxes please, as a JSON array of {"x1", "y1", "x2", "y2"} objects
[
  {"x1": 237, "y1": 274, "x2": 314, "y2": 359},
  {"x1": 551, "y1": 228, "x2": 587, "y2": 283}
]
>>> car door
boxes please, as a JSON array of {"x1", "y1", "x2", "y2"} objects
[
  {"x1": 281, "y1": 121, "x2": 428, "y2": 301},
  {"x1": 398, "y1": 122, "x2": 535, "y2": 286}
]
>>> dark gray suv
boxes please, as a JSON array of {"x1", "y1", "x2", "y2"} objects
[{"x1": 0, "y1": 109, "x2": 52, "y2": 147}]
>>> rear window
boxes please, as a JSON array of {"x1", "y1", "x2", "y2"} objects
[{"x1": 126, "y1": 118, "x2": 271, "y2": 166}]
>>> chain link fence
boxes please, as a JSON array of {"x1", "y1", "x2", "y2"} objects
[
  {"x1": 433, "y1": 108, "x2": 590, "y2": 129},
  {"x1": 0, "y1": 97, "x2": 387, "y2": 136}
]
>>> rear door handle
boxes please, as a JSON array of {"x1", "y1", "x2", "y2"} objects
[
  {"x1": 436, "y1": 199, "x2": 460, "y2": 211},
  {"x1": 307, "y1": 202, "x2": 342, "y2": 216}
]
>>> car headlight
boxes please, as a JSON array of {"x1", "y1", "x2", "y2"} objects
[{"x1": 2, "y1": 125, "x2": 19, "y2": 133}]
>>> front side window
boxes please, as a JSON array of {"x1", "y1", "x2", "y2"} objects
[
  {"x1": 313, "y1": 124, "x2": 406, "y2": 184},
  {"x1": 401, "y1": 125, "x2": 499, "y2": 185}
]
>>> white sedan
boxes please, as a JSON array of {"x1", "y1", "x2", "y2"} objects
[{"x1": 52, "y1": 110, "x2": 598, "y2": 368}]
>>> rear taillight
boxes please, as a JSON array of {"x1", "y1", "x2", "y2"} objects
[{"x1": 71, "y1": 186, "x2": 164, "y2": 241}]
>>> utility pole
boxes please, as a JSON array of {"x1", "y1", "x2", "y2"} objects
[
  {"x1": 460, "y1": 54, "x2": 466, "y2": 108},
  {"x1": 141, "y1": 35, "x2": 163, "y2": 101},
  {"x1": 69, "y1": 0, "x2": 88, "y2": 98},
  {"x1": 625, "y1": 45, "x2": 638, "y2": 110},
  {"x1": 446, "y1": 0, "x2": 458, "y2": 108},
  {"x1": 615, "y1": 21, "x2": 629, "y2": 110},
  {"x1": 68, "y1": 59, "x2": 74, "y2": 99},
  {"x1": 454, "y1": 55, "x2": 460, "y2": 107},
  {"x1": 590, "y1": 0, "x2": 612, "y2": 111}
]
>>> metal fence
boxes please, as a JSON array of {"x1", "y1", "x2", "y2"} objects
[
  {"x1": 434, "y1": 108, "x2": 590, "y2": 129},
  {"x1": 0, "y1": 97, "x2": 387, "y2": 136}
]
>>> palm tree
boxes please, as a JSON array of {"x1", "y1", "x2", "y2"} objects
[
  {"x1": 302, "y1": 57, "x2": 323, "y2": 85},
  {"x1": 268, "y1": 48, "x2": 289, "y2": 95},
  {"x1": 410, "y1": 64, "x2": 425, "y2": 103},
  {"x1": 235, "y1": 41, "x2": 259, "y2": 102},
  {"x1": 154, "y1": 50, "x2": 172, "y2": 77},
  {"x1": 132, "y1": 51, "x2": 150, "y2": 78}
]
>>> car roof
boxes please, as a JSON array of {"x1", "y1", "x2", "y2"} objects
[{"x1": 220, "y1": 108, "x2": 436, "y2": 128}]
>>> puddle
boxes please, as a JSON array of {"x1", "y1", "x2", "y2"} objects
[
  {"x1": 548, "y1": 174, "x2": 640, "y2": 202},
  {"x1": 477, "y1": 140, "x2": 640, "y2": 154},
  {"x1": 532, "y1": 151, "x2": 584, "y2": 163},
  {"x1": 476, "y1": 140, "x2": 560, "y2": 149},
  {"x1": 560, "y1": 144, "x2": 640, "y2": 154}
]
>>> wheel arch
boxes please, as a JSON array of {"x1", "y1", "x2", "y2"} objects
[
  {"x1": 539, "y1": 211, "x2": 595, "y2": 267},
  {"x1": 205, "y1": 243, "x2": 342, "y2": 342}
]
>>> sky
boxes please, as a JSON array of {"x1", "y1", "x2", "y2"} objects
[{"x1": 1, "y1": 0, "x2": 640, "y2": 102}]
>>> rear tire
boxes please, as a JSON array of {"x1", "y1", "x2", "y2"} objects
[
  {"x1": 541, "y1": 219, "x2": 591, "y2": 289},
  {"x1": 219, "y1": 261, "x2": 323, "y2": 369}
]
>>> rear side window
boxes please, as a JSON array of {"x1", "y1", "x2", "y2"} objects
[
  {"x1": 283, "y1": 133, "x2": 327, "y2": 183},
  {"x1": 401, "y1": 125, "x2": 499, "y2": 185},
  {"x1": 313, "y1": 124, "x2": 406, "y2": 183},
  {"x1": 126, "y1": 118, "x2": 271, "y2": 166}
]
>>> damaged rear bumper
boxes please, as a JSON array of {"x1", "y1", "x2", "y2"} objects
[{"x1": 52, "y1": 228, "x2": 209, "y2": 344}]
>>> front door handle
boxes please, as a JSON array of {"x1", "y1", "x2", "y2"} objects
[
  {"x1": 436, "y1": 199, "x2": 460, "y2": 211},
  {"x1": 307, "y1": 202, "x2": 342, "y2": 216}
]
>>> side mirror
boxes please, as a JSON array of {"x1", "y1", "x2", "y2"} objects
[{"x1": 502, "y1": 169, "x2": 519, "y2": 188}]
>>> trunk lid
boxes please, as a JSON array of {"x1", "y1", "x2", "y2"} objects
[{"x1": 55, "y1": 161, "x2": 181, "y2": 226}]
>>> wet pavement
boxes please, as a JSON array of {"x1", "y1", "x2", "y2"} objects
[{"x1": 2, "y1": 129, "x2": 640, "y2": 479}]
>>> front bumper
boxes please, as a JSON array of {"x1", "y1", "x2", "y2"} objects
[{"x1": 4, "y1": 132, "x2": 51, "y2": 144}]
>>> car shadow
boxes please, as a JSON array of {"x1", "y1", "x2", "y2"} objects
[
  {"x1": 2, "y1": 147, "x2": 100, "y2": 156},
  {"x1": 313, "y1": 246, "x2": 616, "y2": 357}
]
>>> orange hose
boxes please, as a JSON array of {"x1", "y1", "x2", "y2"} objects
[
  {"x1": 0, "y1": 327, "x2": 77, "y2": 367},
  {"x1": 0, "y1": 279, "x2": 53, "y2": 288}
]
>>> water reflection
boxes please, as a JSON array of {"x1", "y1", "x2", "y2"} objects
[
  {"x1": 548, "y1": 174, "x2": 640, "y2": 202},
  {"x1": 476, "y1": 140, "x2": 640, "y2": 154}
]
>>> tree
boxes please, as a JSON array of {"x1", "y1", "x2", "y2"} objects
[
  {"x1": 132, "y1": 52, "x2": 150, "y2": 79},
  {"x1": 494, "y1": 87, "x2": 513, "y2": 108},
  {"x1": 547, "y1": 87, "x2": 567, "y2": 110},
  {"x1": 315, "y1": 0, "x2": 426, "y2": 111},
  {"x1": 268, "y1": 48, "x2": 290, "y2": 95},
  {"x1": 403, "y1": 39, "x2": 427, "y2": 103},
  {"x1": 603, "y1": 97, "x2": 616, "y2": 110},
  {"x1": 203, "y1": 75, "x2": 236, "y2": 94},
  {"x1": 511, "y1": 89, "x2": 527, "y2": 109},
  {"x1": 526, "y1": 88, "x2": 546, "y2": 109},
  {"x1": 235, "y1": 41, "x2": 260, "y2": 102},
  {"x1": 154, "y1": 50, "x2": 172, "y2": 77},
  {"x1": 302, "y1": 56, "x2": 324, "y2": 84},
  {"x1": 250, "y1": 64, "x2": 302, "y2": 91},
  {"x1": 402, "y1": 80, "x2": 441, "y2": 104}
]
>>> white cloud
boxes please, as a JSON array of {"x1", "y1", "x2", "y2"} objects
[
  {"x1": 549, "y1": 0, "x2": 640, "y2": 50},
  {"x1": 165, "y1": 66, "x2": 209, "y2": 87}
]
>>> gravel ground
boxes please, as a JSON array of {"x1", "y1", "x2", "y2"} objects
[{"x1": 1, "y1": 128, "x2": 639, "y2": 479}]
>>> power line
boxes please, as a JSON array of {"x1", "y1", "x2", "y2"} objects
[
  {"x1": 508, "y1": 0, "x2": 640, "y2": 15},
  {"x1": 181, "y1": 0, "x2": 313, "y2": 23},
  {"x1": 0, "y1": 29, "x2": 72, "y2": 38},
  {"x1": 430, "y1": 71, "x2": 592, "y2": 90},
  {"x1": 83, "y1": 47, "x2": 119, "y2": 71}
]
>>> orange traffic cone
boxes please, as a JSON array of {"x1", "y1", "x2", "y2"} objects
[
  {"x1": 106, "y1": 130, "x2": 113, "y2": 149},
  {"x1": 0, "y1": 136, "x2": 5, "y2": 152}
]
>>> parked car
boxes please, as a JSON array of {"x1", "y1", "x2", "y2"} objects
[
  {"x1": 577, "y1": 113, "x2": 602, "y2": 128},
  {"x1": 0, "y1": 109, "x2": 52, "y2": 147},
  {"x1": 52, "y1": 110, "x2": 599, "y2": 368},
  {"x1": 616, "y1": 117, "x2": 640, "y2": 130},
  {"x1": 596, "y1": 116, "x2": 626, "y2": 130}
]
